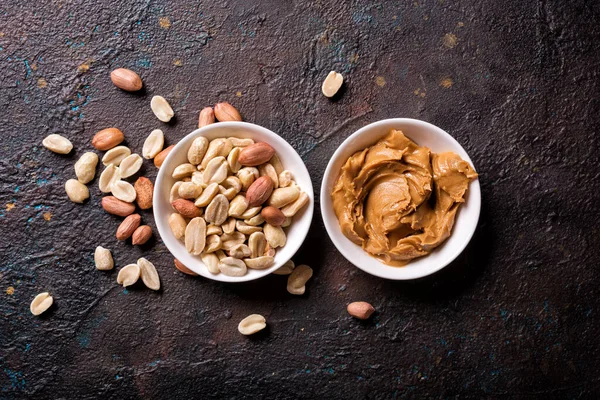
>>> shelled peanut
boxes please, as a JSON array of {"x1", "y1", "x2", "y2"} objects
[{"x1": 168, "y1": 136, "x2": 309, "y2": 276}]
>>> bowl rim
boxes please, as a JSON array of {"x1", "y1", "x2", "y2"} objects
[
  {"x1": 153, "y1": 121, "x2": 314, "y2": 283},
  {"x1": 319, "y1": 118, "x2": 481, "y2": 280}
]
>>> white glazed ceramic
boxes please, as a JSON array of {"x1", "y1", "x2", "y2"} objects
[
  {"x1": 320, "y1": 118, "x2": 481, "y2": 280},
  {"x1": 154, "y1": 122, "x2": 314, "y2": 282}
]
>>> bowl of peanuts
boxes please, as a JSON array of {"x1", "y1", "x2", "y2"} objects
[{"x1": 154, "y1": 121, "x2": 314, "y2": 282}]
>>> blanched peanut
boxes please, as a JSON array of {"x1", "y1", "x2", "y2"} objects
[
  {"x1": 287, "y1": 264, "x2": 313, "y2": 295},
  {"x1": 228, "y1": 244, "x2": 251, "y2": 259},
  {"x1": 272, "y1": 260, "x2": 295, "y2": 275},
  {"x1": 278, "y1": 170, "x2": 294, "y2": 187},
  {"x1": 185, "y1": 217, "x2": 206, "y2": 255},
  {"x1": 188, "y1": 136, "x2": 209, "y2": 165},
  {"x1": 236, "y1": 221, "x2": 262, "y2": 235},
  {"x1": 169, "y1": 213, "x2": 186, "y2": 239},
  {"x1": 264, "y1": 224, "x2": 286, "y2": 248},
  {"x1": 195, "y1": 182, "x2": 219, "y2": 207},
  {"x1": 202, "y1": 156, "x2": 228, "y2": 184},
  {"x1": 172, "y1": 163, "x2": 196, "y2": 179},
  {"x1": 227, "y1": 147, "x2": 242, "y2": 173},
  {"x1": 248, "y1": 232, "x2": 267, "y2": 258},
  {"x1": 201, "y1": 138, "x2": 232, "y2": 168},
  {"x1": 221, "y1": 232, "x2": 245, "y2": 251},
  {"x1": 219, "y1": 176, "x2": 242, "y2": 200},
  {"x1": 237, "y1": 167, "x2": 259, "y2": 191},
  {"x1": 218, "y1": 257, "x2": 247, "y2": 276},
  {"x1": 205, "y1": 234, "x2": 222, "y2": 253},
  {"x1": 244, "y1": 256, "x2": 274, "y2": 270},
  {"x1": 178, "y1": 182, "x2": 203, "y2": 199},
  {"x1": 281, "y1": 192, "x2": 309, "y2": 217},
  {"x1": 258, "y1": 163, "x2": 278, "y2": 188},
  {"x1": 222, "y1": 217, "x2": 236, "y2": 235},
  {"x1": 228, "y1": 194, "x2": 249, "y2": 217},
  {"x1": 238, "y1": 314, "x2": 266, "y2": 335},
  {"x1": 201, "y1": 252, "x2": 220, "y2": 274},
  {"x1": 267, "y1": 186, "x2": 300, "y2": 208}
]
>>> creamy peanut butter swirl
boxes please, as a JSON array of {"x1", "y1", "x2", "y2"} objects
[{"x1": 331, "y1": 129, "x2": 478, "y2": 266}]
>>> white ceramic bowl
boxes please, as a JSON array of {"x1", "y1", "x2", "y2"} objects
[
  {"x1": 154, "y1": 122, "x2": 314, "y2": 282},
  {"x1": 320, "y1": 118, "x2": 481, "y2": 280}
]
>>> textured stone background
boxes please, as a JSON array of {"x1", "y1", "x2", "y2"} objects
[{"x1": 1, "y1": 0, "x2": 599, "y2": 398}]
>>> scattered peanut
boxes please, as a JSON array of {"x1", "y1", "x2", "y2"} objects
[
  {"x1": 30, "y1": 292, "x2": 53, "y2": 316},
  {"x1": 137, "y1": 257, "x2": 160, "y2": 290},
  {"x1": 117, "y1": 264, "x2": 141, "y2": 287},
  {"x1": 65, "y1": 179, "x2": 89, "y2": 203},
  {"x1": 272, "y1": 259, "x2": 295, "y2": 275},
  {"x1": 347, "y1": 302, "x2": 375, "y2": 320},
  {"x1": 151, "y1": 95, "x2": 174, "y2": 122},
  {"x1": 119, "y1": 154, "x2": 143, "y2": 178},
  {"x1": 94, "y1": 246, "x2": 114, "y2": 270},
  {"x1": 43, "y1": 134, "x2": 73, "y2": 154},
  {"x1": 142, "y1": 129, "x2": 164, "y2": 159},
  {"x1": 74, "y1": 152, "x2": 99, "y2": 184},
  {"x1": 287, "y1": 264, "x2": 313, "y2": 295},
  {"x1": 238, "y1": 314, "x2": 266, "y2": 335},
  {"x1": 321, "y1": 71, "x2": 344, "y2": 97},
  {"x1": 132, "y1": 225, "x2": 152, "y2": 245},
  {"x1": 110, "y1": 68, "x2": 143, "y2": 91}
]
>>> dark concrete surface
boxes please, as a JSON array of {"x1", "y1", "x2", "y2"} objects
[{"x1": 1, "y1": 0, "x2": 600, "y2": 398}]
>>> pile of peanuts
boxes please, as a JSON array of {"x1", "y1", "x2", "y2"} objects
[{"x1": 168, "y1": 136, "x2": 309, "y2": 277}]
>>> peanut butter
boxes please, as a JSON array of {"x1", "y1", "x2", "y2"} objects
[{"x1": 331, "y1": 129, "x2": 478, "y2": 266}]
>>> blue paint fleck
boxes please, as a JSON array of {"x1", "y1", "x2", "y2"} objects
[
  {"x1": 78, "y1": 335, "x2": 90, "y2": 348},
  {"x1": 14, "y1": 186, "x2": 19, "y2": 193},
  {"x1": 500, "y1": 309, "x2": 509, "y2": 320},
  {"x1": 3, "y1": 369, "x2": 26, "y2": 391},
  {"x1": 24, "y1": 343, "x2": 31, "y2": 352},
  {"x1": 148, "y1": 360, "x2": 161, "y2": 367},
  {"x1": 123, "y1": 289, "x2": 129, "y2": 295},
  {"x1": 352, "y1": 11, "x2": 374, "y2": 24},
  {"x1": 115, "y1": 374, "x2": 122, "y2": 380},
  {"x1": 136, "y1": 58, "x2": 152, "y2": 68}
]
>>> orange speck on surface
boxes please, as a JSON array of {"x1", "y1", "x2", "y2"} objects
[
  {"x1": 77, "y1": 63, "x2": 90, "y2": 73},
  {"x1": 0, "y1": 32, "x2": 5, "y2": 37},
  {"x1": 6, "y1": 287, "x2": 14, "y2": 295},
  {"x1": 5, "y1": 203, "x2": 15, "y2": 211},
  {"x1": 414, "y1": 88, "x2": 421, "y2": 95},
  {"x1": 349, "y1": 53, "x2": 359, "y2": 63},
  {"x1": 43, "y1": 212, "x2": 52, "y2": 221},
  {"x1": 159, "y1": 17, "x2": 171, "y2": 29},
  {"x1": 443, "y1": 33, "x2": 458, "y2": 48},
  {"x1": 423, "y1": 15, "x2": 429, "y2": 21},
  {"x1": 31, "y1": 63, "x2": 38, "y2": 71},
  {"x1": 236, "y1": 91, "x2": 242, "y2": 97},
  {"x1": 420, "y1": 92, "x2": 426, "y2": 98},
  {"x1": 37, "y1": 78, "x2": 47, "y2": 88},
  {"x1": 375, "y1": 76, "x2": 386, "y2": 87},
  {"x1": 440, "y1": 77, "x2": 454, "y2": 88},
  {"x1": 457, "y1": 21, "x2": 465, "y2": 27},
  {"x1": 392, "y1": 15, "x2": 397, "y2": 20},
  {"x1": 173, "y1": 59, "x2": 183, "y2": 67}
]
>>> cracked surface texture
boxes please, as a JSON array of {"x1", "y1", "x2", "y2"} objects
[{"x1": 1, "y1": 0, "x2": 599, "y2": 398}]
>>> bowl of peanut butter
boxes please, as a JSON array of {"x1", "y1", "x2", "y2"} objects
[{"x1": 320, "y1": 118, "x2": 481, "y2": 280}]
